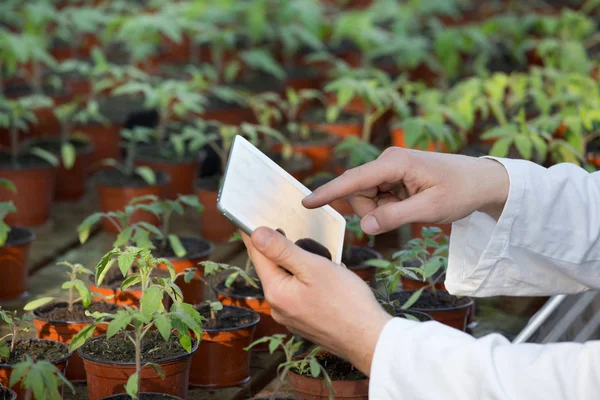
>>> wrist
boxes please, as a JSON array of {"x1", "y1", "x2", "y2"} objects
[
  {"x1": 476, "y1": 158, "x2": 509, "y2": 220},
  {"x1": 344, "y1": 309, "x2": 392, "y2": 376}
]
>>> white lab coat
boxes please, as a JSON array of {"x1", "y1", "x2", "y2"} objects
[{"x1": 369, "y1": 158, "x2": 600, "y2": 400}]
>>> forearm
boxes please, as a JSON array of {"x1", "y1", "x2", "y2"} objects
[{"x1": 370, "y1": 318, "x2": 600, "y2": 400}]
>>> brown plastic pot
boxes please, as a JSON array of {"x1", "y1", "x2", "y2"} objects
[
  {"x1": 189, "y1": 305, "x2": 260, "y2": 388},
  {"x1": 0, "y1": 339, "x2": 71, "y2": 399},
  {"x1": 390, "y1": 127, "x2": 436, "y2": 151},
  {"x1": 101, "y1": 393, "x2": 183, "y2": 400},
  {"x1": 80, "y1": 336, "x2": 197, "y2": 400},
  {"x1": 0, "y1": 163, "x2": 57, "y2": 226},
  {"x1": 96, "y1": 171, "x2": 169, "y2": 233},
  {"x1": 135, "y1": 157, "x2": 200, "y2": 199},
  {"x1": 400, "y1": 276, "x2": 446, "y2": 291},
  {"x1": 32, "y1": 303, "x2": 110, "y2": 382},
  {"x1": 305, "y1": 120, "x2": 361, "y2": 139},
  {"x1": 215, "y1": 285, "x2": 289, "y2": 351},
  {"x1": 288, "y1": 356, "x2": 369, "y2": 400},
  {"x1": 77, "y1": 123, "x2": 123, "y2": 169},
  {"x1": 0, "y1": 227, "x2": 34, "y2": 300},
  {"x1": 343, "y1": 247, "x2": 381, "y2": 286},
  {"x1": 273, "y1": 134, "x2": 338, "y2": 175},
  {"x1": 89, "y1": 277, "x2": 142, "y2": 308},
  {"x1": 411, "y1": 222, "x2": 452, "y2": 238},
  {"x1": 196, "y1": 183, "x2": 237, "y2": 243},
  {"x1": 394, "y1": 308, "x2": 434, "y2": 322},
  {"x1": 156, "y1": 237, "x2": 214, "y2": 306}
]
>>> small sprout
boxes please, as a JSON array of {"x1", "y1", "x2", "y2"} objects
[
  {"x1": 9, "y1": 356, "x2": 75, "y2": 400},
  {"x1": 0, "y1": 310, "x2": 33, "y2": 357}
]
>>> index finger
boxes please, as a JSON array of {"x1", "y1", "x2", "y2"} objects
[{"x1": 302, "y1": 152, "x2": 404, "y2": 209}]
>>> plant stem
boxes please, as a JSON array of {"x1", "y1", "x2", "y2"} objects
[
  {"x1": 68, "y1": 285, "x2": 74, "y2": 313},
  {"x1": 9, "y1": 116, "x2": 18, "y2": 168},
  {"x1": 161, "y1": 209, "x2": 172, "y2": 251},
  {"x1": 208, "y1": 142, "x2": 227, "y2": 176},
  {"x1": 125, "y1": 137, "x2": 136, "y2": 178},
  {"x1": 32, "y1": 60, "x2": 42, "y2": 95},
  {"x1": 135, "y1": 329, "x2": 142, "y2": 397}
]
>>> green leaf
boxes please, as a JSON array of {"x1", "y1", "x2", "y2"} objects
[
  {"x1": 125, "y1": 372, "x2": 139, "y2": 399},
  {"x1": 118, "y1": 251, "x2": 136, "y2": 277},
  {"x1": 309, "y1": 358, "x2": 321, "y2": 378},
  {"x1": 114, "y1": 227, "x2": 133, "y2": 248},
  {"x1": 78, "y1": 213, "x2": 103, "y2": 243},
  {"x1": 61, "y1": 142, "x2": 77, "y2": 170},
  {"x1": 73, "y1": 279, "x2": 93, "y2": 308},
  {"x1": 145, "y1": 362, "x2": 165, "y2": 379},
  {"x1": 121, "y1": 274, "x2": 141, "y2": 291},
  {"x1": 168, "y1": 234, "x2": 187, "y2": 258},
  {"x1": 107, "y1": 311, "x2": 132, "y2": 339},
  {"x1": 489, "y1": 137, "x2": 512, "y2": 158},
  {"x1": 154, "y1": 314, "x2": 172, "y2": 342},
  {"x1": 29, "y1": 147, "x2": 59, "y2": 166},
  {"x1": 134, "y1": 166, "x2": 156, "y2": 185},
  {"x1": 514, "y1": 135, "x2": 533, "y2": 160},
  {"x1": 364, "y1": 259, "x2": 390, "y2": 268},
  {"x1": 140, "y1": 286, "x2": 164, "y2": 318},
  {"x1": 179, "y1": 334, "x2": 192, "y2": 353},
  {"x1": 0, "y1": 179, "x2": 16, "y2": 193},
  {"x1": 69, "y1": 323, "x2": 97, "y2": 352},
  {"x1": 401, "y1": 288, "x2": 425, "y2": 309},
  {"x1": 268, "y1": 339, "x2": 279, "y2": 354},
  {"x1": 9, "y1": 358, "x2": 31, "y2": 387},
  {"x1": 23, "y1": 297, "x2": 54, "y2": 311}
]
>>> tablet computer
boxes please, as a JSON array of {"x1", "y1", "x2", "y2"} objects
[{"x1": 217, "y1": 135, "x2": 346, "y2": 264}]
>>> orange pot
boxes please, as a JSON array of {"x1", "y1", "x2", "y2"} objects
[
  {"x1": 28, "y1": 106, "x2": 63, "y2": 138},
  {"x1": 135, "y1": 158, "x2": 200, "y2": 199},
  {"x1": 159, "y1": 33, "x2": 191, "y2": 64},
  {"x1": 96, "y1": 175, "x2": 167, "y2": 233},
  {"x1": 189, "y1": 306, "x2": 259, "y2": 388},
  {"x1": 32, "y1": 307, "x2": 110, "y2": 382},
  {"x1": 215, "y1": 286, "x2": 289, "y2": 351},
  {"x1": 0, "y1": 164, "x2": 57, "y2": 226},
  {"x1": 55, "y1": 141, "x2": 95, "y2": 201},
  {"x1": 80, "y1": 337, "x2": 197, "y2": 400},
  {"x1": 273, "y1": 136, "x2": 337, "y2": 175},
  {"x1": 0, "y1": 227, "x2": 34, "y2": 300},
  {"x1": 77, "y1": 123, "x2": 123, "y2": 169},
  {"x1": 587, "y1": 152, "x2": 600, "y2": 168},
  {"x1": 330, "y1": 198, "x2": 354, "y2": 216},
  {"x1": 393, "y1": 291, "x2": 473, "y2": 331},
  {"x1": 196, "y1": 185, "x2": 237, "y2": 243},
  {"x1": 305, "y1": 120, "x2": 361, "y2": 139},
  {"x1": 0, "y1": 339, "x2": 71, "y2": 399},
  {"x1": 411, "y1": 222, "x2": 452, "y2": 238},
  {"x1": 400, "y1": 276, "x2": 446, "y2": 291},
  {"x1": 199, "y1": 106, "x2": 256, "y2": 125},
  {"x1": 325, "y1": 93, "x2": 367, "y2": 114},
  {"x1": 390, "y1": 127, "x2": 437, "y2": 151},
  {"x1": 90, "y1": 280, "x2": 142, "y2": 308}
]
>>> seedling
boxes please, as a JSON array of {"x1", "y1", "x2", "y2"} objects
[
  {"x1": 246, "y1": 335, "x2": 334, "y2": 400},
  {"x1": 334, "y1": 136, "x2": 381, "y2": 170},
  {"x1": 103, "y1": 126, "x2": 157, "y2": 185},
  {"x1": 9, "y1": 356, "x2": 74, "y2": 400},
  {"x1": 54, "y1": 5, "x2": 107, "y2": 57},
  {"x1": 0, "y1": 179, "x2": 17, "y2": 247},
  {"x1": 0, "y1": 96, "x2": 59, "y2": 169},
  {"x1": 23, "y1": 261, "x2": 94, "y2": 313},
  {"x1": 343, "y1": 215, "x2": 374, "y2": 260},
  {"x1": 69, "y1": 247, "x2": 203, "y2": 400},
  {"x1": 0, "y1": 310, "x2": 33, "y2": 358}
]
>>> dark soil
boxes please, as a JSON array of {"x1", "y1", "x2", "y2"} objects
[
  {"x1": 391, "y1": 290, "x2": 471, "y2": 310},
  {"x1": 393, "y1": 309, "x2": 433, "y2": 322},
  {"x1": 302, "y1": 108, "x2": 362, "y2": 125},
  {"x1": 34, "y1": 301, "x2": 120, "y2": 323},
  {"x1": 342, "y1": 247, "x2": 380, "y2": 269},
  {"x1": 151, "y1": 237, "x2": 212, "y2": 260},
  {"x1": 216, "y1": 279, "x2": 264, "y2": 299},
  {"x1": 136, "y1": 142, "x2": 204, "y2": 164},
  {"x1": 0, "y1": 339, "x2": 68, "y2": 365},
  {"x1": 195, "y1": 304, "x2": 259, "y2": 331},
  {"x1": 3, "y1": 227, "x2": 34, "y2": 247},
  {"x1": 0, "y1": 152, "x2": 56, "y2": 170},
  {"x1": 196, "y1": 175, "x2": 221, "y2": 192},
  {"x1": 268, "y1": 152, "x2": 312, "y2": 174},
  {"x1": 295, "y1": 353, "x2": 366, "y2": 381},
  {"x1": 31, "y1": 138, "x2": 93, "y2": 156},
  {"x1": 94, "y1": 168, "x2": 170, "y2": 188},
  {"x1": 80, "y1": 331, "x2": 190, "y2": 363},
  {"x1": 0, "y1": 387, "x2": 14, "y2": 400},
  {"x1": 102, "y1": 394, "x2": 179, "y2": 400},
  {"x1": 285, "y1": 129, "x2": 337, "y2": 147}
]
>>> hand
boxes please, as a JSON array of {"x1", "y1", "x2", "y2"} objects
[
  {"x1": 241, "y1": 227, "x2": 391, "y2": 376},
  {"x1": 303, "y1": 148, "x2": 510, "y2": 235}
]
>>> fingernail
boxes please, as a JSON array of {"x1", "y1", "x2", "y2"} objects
[
  {"x1": 361, "y1": 216, "x2": 380, "y2": 234},
  {"x1": 253, "y1": 228, "x2": 274, "y2": 250}
]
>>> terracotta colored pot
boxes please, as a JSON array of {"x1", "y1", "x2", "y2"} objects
[
  {"x1": 0, "y1": 227, "x2": 34, "y2": 300},
  {"x1": 32, "y1": 304, "x2": 110, "y2": 382},
  {"x1": 135, "y1": 157, "x2": 200, "y2": 199},
  {"x1": 29, "y1": 106, "x2": 62, "y2": 137},
  {"x1": 0, "y1": 163, "x2": 56, "y2": 226},
  {"x1": 330, "y1": 198, "x2": 354, "y2": 216},
  {"x1": 77, "y1": 123, "x2": 123, "y2": 168},
  {"x1": 196, "y1": 184, "x2": 237, "y2": 243},
  {"x1": 53, "y1": 140, "x2": 95, "y2": 201},
  {"x1": 159, "y1": 33, "x2": 191, "y2": 64},
  {"x1": 273, "y1": 134, "x2": 338, "y2": 175},
  {"x1": 101, "y1": 393, "x2": 183, "y2": 400},
  {"x1": 0, "y1": 339, "x2": 71, "y2": 399},
  {"x1": 199, "y1": 105, "x2": 256, "y2": 126},
  {"x1": 411, "y1": 222, "x2": 452, "y2": 238},
  {"x1": 96, "y1": 172, "x2": 168, "y2": 233},
  {"x1": 288, "y1": 361, "x2": 369, "y2": 400},
  {"x1": 325, "y1": 93, "x2": 367, "y2": 115},
  {"x1": 400, "y1": 276, "x2": 446, "y2": 291},
  {"x1": 90, "y1": 279, "x2": 142, "y2": 308},
  {"x1": 390, "y1": 127, "x2": 437, "y2": 151},
  {"x1": 189, "y1": 306, "x2": 259, "y2": 388},
  {"x1": 343, "y1": 247, "x2": 381, "y2": 286},
  {"x1": 393, "y1": 290, "x2": 473, "y2": 331},
  {"x1": 215, "y1": 285, "x2": 289, "y2": 351},
  {"x1": 157, "y1": 237, "x2": 214, "y2": 306},
  {"x1": 80, "y1": 336, "x2": 197, "y2": 400},
  {"x1": 305, "y1": 120, "x2": 361, "y2": 139}
]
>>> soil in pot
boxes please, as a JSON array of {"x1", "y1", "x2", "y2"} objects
[
  {"x1": 198, "y1": 96, "x2": 256, "y2": 126},
  {"x1": 95, "y1": 169, "x2": 169, "y2": 233},
  {"x1": 288, "y1": 352, "x2": 368, "y2": 400},
  {"x1": 0, "y1": 153, "x2": 57, "y2": 226},
  {"x1": 0, "y1": 227, "x2": 34, "y2": 300},
  {"x1": 390, "y1": 290, "x2": 473, "y2": 331},
  {"x1": 302, "y1": 108, "x2": 362, "y2": 139},
  {"x1": 0, "y1": 387, "x2": 16, "y2": 400},
  {"x1": 80, "y1": 331, "x2": 196, "y2": 400},
  {"x1": 342, "y1": 247, "x2": 381, "y2": 286},
  {"x1": 135, "y1": 145, "x2": 201, "y2": 199},
  {"x1": 196, "y1": 177, "x2": 237, "y2": 242},
  {"x1": 152, "y1": 236, "x2": 214, "y2": 305},
  {"x1": 0, "y1": 339, "x2": 71, "y2": 399},
  {"x1": 189, "y1": 305, "x2": 260, "y2": 388},
  {"x1": 32, "y1": 138, "x2": 95, "y2": 201},
  {"x1": 215, "y1": 280, "x2": 289, "y2": 351},
  {"x1": 101, "y1": 393, "x2": 183, "y2": 400},
  {"x1": 33, "y1": 301, "x2": 120, "y2": 382}
]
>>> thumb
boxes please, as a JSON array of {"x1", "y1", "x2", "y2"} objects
[
  {"x1": 251, "y1": 227, "x2": 318, "y2": 280},
  {"x1": 361, "y1": 189, "x2": 441, "y2": 234}
]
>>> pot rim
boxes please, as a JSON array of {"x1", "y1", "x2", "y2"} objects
[
  {"x1": 2, "y1": 226, "x2": 35, "y2": 248},
  {"x1": 344, "y1": 246, "x2": 382, "y2": 271},
  {"x1": 213, "y1": 283, "x2": 265, "y2": 301},
  {"x1": 32, "y1": 300, "x2": 118, "y2": 325},
  {"x1": 28, "y1": 137, "x2": 95, "y2": 156},
  {"x1": 135, "y1": 145, "x2": 206, "y2": 165},
  {"x1": 77, "y1": 334, "x2": 199, "y2": 365},
  {"x1": 288, "y1": 351, "x2": 369, "y2": 384},
  {"x1": 94, "y1": 169, "x2": 172, "y2": 189},
  {"x1": 0, "y1": 338, "x2": 72, "y2": 368},
  {"x1": 100, "y1": 393, "x2": 183, "y2": 400},
  {"x1": 198, "y1": 304, "x2": 261, "y2": 333},
  {"x1": 396, "y1": 290, "x2": 474, "y2": 313},
  {"x1": 154, "y1": 236, "x2": 215, "y2": 262},
  {"x1": 0, "y1": 386, "x2": 16, "y2": 400},
  {"x1": 392, "y1": 308, "x2": 434, "y2": 322}
]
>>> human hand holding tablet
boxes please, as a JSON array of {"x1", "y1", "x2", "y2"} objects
[{"x1": 217, "y1": 135, "x2": 346, "y2": 264}]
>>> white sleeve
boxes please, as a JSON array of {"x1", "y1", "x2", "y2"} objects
[
  {"x1": 446, "y1": 158, "x2": 600, "y2": 297},
  {"x1": 369, "y1": 318, "x2": 600, "y2": 400}
]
